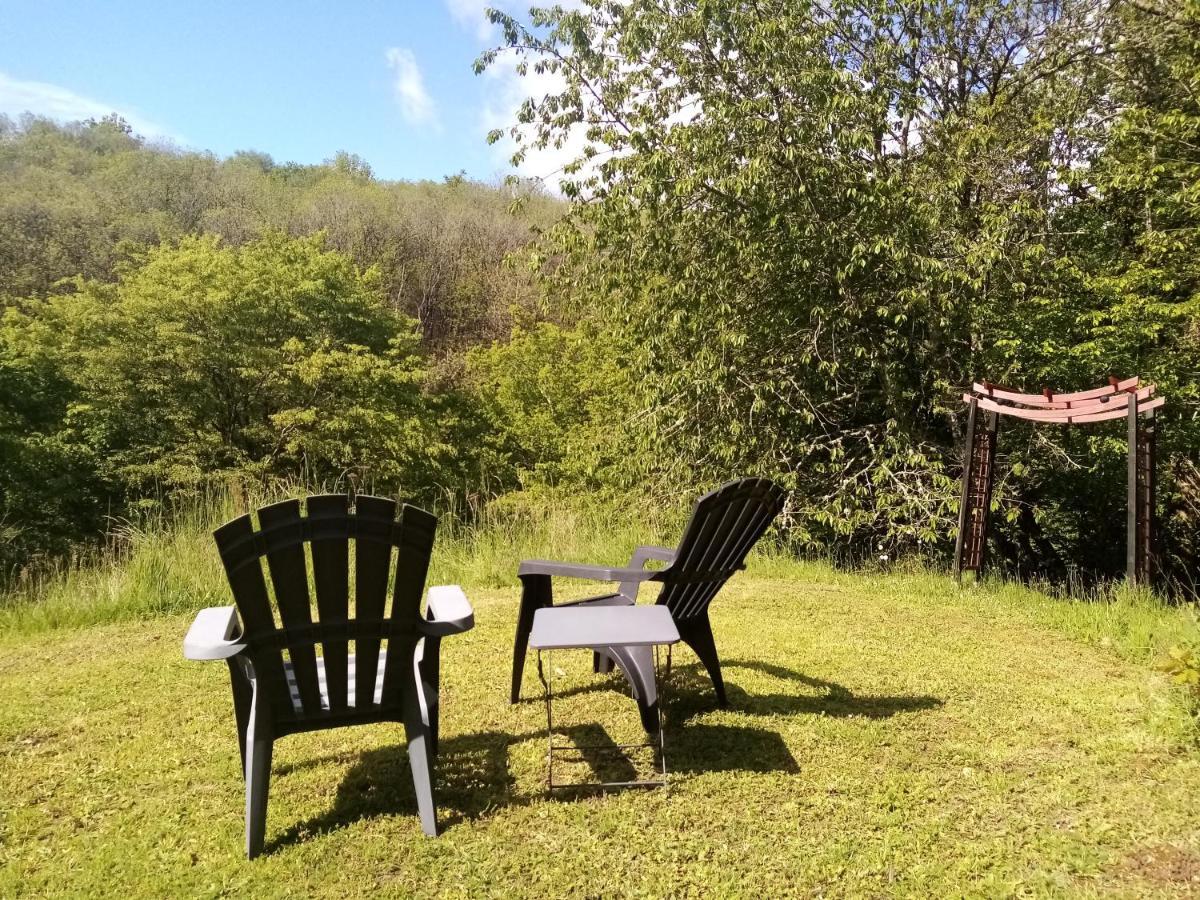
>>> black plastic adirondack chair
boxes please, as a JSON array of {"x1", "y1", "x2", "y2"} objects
[
  {"x1": 182, "y1": 495, "x2": 474, "y2": 858},
  {"x1": 510, "y1": 478, "x2": 786, "y2": 714}
]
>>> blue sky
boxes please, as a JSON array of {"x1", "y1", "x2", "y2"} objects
[{"x1": 0, "y1": 0, "x2": 563, "y2": 182}]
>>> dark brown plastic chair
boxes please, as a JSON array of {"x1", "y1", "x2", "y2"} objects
[
  {"x1": 510, "y1": 478, "x2": 786, "y2": 716},
  {"x1": 183, "y1": 495, "x2": 473, "y2": 858}
]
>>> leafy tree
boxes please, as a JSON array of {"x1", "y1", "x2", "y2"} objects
[
  {"x1": 482, "y1": 0, "x2": 1110, "y2": 557},
  {"x1": 466, "y1": 322, "x2": 642, "y2": 492},
  {"x1": 0, "y1": 117, "x2": 562, "y2": 574},
  {"x1": 0, "y1": 116, "x2": 560, "y2": 353},
  {"x1": 40, "y1": 233, "x2": 444, "y2": 494},
  {"x1": 0, "y1": 304, "x2": 106, "y2": 577}
]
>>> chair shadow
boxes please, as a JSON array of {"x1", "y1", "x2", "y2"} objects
[
  {"x1": 671, "y1": 722, "x2": 801, "y2": 774},
  {"x1": 266, "y1": 729, "x2": 535, "y2": 853},
  {"x1": 521, "y1": 656, "x2": 943, "y2": 725},
  {"x1": 663, "y1": 658, "x2": 945, "y2": 726},
  {"x1": 266, "y1": 660, "x2": 942, "y2": 853}
]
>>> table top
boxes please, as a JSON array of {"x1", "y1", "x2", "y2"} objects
[{"x1": 529, "y1": 604, "x2": 680, "y2": 650}]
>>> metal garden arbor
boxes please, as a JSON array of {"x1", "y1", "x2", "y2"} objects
[{"x1": 953, "y1": 377, "x2": 1165, "y2": 586}]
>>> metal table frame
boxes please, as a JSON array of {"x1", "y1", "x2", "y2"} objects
[{"x1": 536, "y1": 643, "x2": 675, "y2": 791}]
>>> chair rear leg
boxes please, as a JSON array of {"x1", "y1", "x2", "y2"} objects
[
  {"x1": 244, "y1": 735, "x2": 273, "y2": 859},
  {"x1": 512, "y1": 574, "x2": 551, "y2": 703},
  {"x1": 677, "y1": 616, "x2": 728, "y2": 706},
  {"x1": 592, "y1": 651, "x2": 616, "y2": 674}
]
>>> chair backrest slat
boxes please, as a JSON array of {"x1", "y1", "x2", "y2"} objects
[
  {"x1": 308, "y1": 494, "x2": 351, "y2": 712},
  {"x1": 257, "y1": 499, "x2": 322, "y2": 715},
  {"x1": 658, "y1": 477, "x2": 785, "y2": 620},
  {"x1": 669, "y1": 480, "x2": 746, "y2": 618},
  {"x1": 213, "y1": 494, "x2": 438, "y2": 731},
  {"x1": 353, "y1": 495, "x2": 396, "y2": 709},
  {"x1": 381, "y1": 504, "x2": 438, "y2": 706},
  {"x1": 665, "y1": 484, "x2": 733, "y2": 617},
  {"x1": 213, "y1": 515, "x2": 295, "y2": 716}
]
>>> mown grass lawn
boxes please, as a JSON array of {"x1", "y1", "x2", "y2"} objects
[{"x1": 3, "y1": 567, "x2": 1200, "y2": 897}]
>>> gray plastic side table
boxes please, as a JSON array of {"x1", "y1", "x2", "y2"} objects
[{"x1": 529, "y1": 605, "x2": 680, "y2": 790}]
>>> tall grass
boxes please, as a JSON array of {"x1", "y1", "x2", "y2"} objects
[
  {"x1": 2, "y1": 482, "x2": 1198, "y2": 702},
  {"x1": 0, "y1": 490, "x2": 240, "y2": 632},
  {"x1": 0, "y1": 484, "x2": 684, "y2": 633}
]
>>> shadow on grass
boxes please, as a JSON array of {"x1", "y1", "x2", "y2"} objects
[
  {"x1": 267, "y1": 729, "x2": 532, "y2": 853},
  {"x1": 664, "y1": 659, "x2": 944, "y2": 726},
  {"x1": 265, "y1": 659, "x2": 941, "y2": 853},
  {"x1": 267, "y1": 721, "x2": 801, "y2": 853},
  {"x1": 523, "y1": 656, "x2": 943, "y2": 724}
]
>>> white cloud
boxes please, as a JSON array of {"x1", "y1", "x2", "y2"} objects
[
  {"x1": 444, "y1": 0, "x2": 496, "y2": 42},
  {"x1": 0, "y1": 71, "x2": 179, "y2": 141},
  {"x1": 444, "y1": 0, "x2": 592, "y2": 42},
  {"x1": 385, "y1": 47, "x2": 438, "y2": 127},
  {"x1": 459, "y1": 1, "x2": 611, "y2": 191},
  {"x1": 481, "y1": 65, "x2": 577, "y2": 190}
]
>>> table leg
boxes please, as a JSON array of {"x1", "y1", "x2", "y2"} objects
[
  {"x1": 537, "y1": 649, "x2": 556, "y2": 790},
  {"x1": 656, "y1": 644, "x2": 671, "y2": 787},
  {"x1": 539, "y1": 643, "x2": 675, "y2": 792}
]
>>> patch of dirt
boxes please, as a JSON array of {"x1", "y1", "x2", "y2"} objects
[
  {"x1": 1119, "y1": 844, "x2": 1200, "y2": 889},
  {"x1": 4, "y1": 728, "x2": 60, "y2": 751}
]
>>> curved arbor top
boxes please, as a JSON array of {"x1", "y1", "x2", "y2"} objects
[
  {"x1": 963, "y1": 388, "x2": 1162, "y2": 424},
  {"x1": 972, "y1": 376, "x2": 1141, "y2": 407}
]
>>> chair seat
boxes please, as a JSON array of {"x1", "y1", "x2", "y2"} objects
[{"x1": 283, "y1": 652, "x2": 387, "y2": 713}]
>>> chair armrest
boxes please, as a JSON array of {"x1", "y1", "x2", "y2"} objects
[
  {"x1": 183, "y1": 606, "x2": 246, "y2": 661},
  {"x1": 421, "y1": 585, "x2": 475, "y2": 636},
  {"x1": 629, "y1": 545, "x2": 676, "y2": 568},
  {"x1": 518, "y1": 559, "x2": 663, "y2": 582}
]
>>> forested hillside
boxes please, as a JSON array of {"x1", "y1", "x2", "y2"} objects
[
  {"x1": 0, "y1": 115, "x2": 567, "y2": 573},
  {"x1": 3, "y1": 0, "x2": 1200, "y2": 592}
]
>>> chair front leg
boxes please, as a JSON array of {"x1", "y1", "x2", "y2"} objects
[
  {"x1": 418, "y1": 633, "x2": 442, "y2": 758},
  {"x1": 403, "y1": 679, "x2": 439, "y2": 837},
  {"x1": 243, "y1": 679, "x2": 273, "y2": 859},
  {"x1": 511, "y1": 573, "x2": 552, "y2": 703},
  {"x1": 227, "y1": 656, "x2": 253, "y2": 778}
]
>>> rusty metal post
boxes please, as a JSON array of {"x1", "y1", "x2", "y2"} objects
[
  {"x1": 954, "y1": 397, "x2": 979, "y2": 581},
  {"x1": 1127, "y1": 392, "x2": 1139, "y2": 586},
  {"x1": 1137, "y1": 405, "x2": 1158, "y2": 586},
  {"x1": 977, "y1": 410, "x2": 1000, "y2": 576}
]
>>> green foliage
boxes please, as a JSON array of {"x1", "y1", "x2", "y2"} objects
[
  {"x1": 0, "y1": 299, "x2": 107, "y2": 574},
  {"x1": 6, "y1": 0, "x2": 1200, "y2": 591},
  {"x1": 480, "y1": 0, "x2": 1200, "y2": 576},
  {"x1": 466, "y1": 322, "x2": 644, "y2": 491},
  {"x1": 0, "y1": 118, "x2": 563, "y2": 575},
  {"x1": 1158, "y1": 641, "x2": 1200, "y2": 691},
  {"x1": 0, "y1": 115, "x2": 560, "y2": 349},
  {"x1": 21, "y1": 233, "x2": 439, "y2": 493},
  {"x1": 0, "y1": 233, "x2": 492, "y2": 577},
  {"x1": 51, "y1": 233, "x2": 440, "y2": 490}
]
